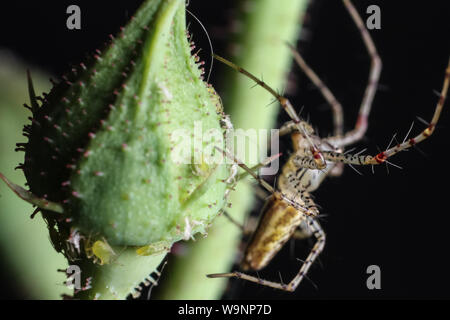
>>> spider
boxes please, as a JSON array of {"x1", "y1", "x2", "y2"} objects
[{"x1": 207, "y1": 0, "x2": 450, "y2": 292}]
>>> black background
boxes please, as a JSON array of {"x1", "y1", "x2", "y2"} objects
[{"x1": 0, "y1": 0, "x2": 449, "y2": 299}]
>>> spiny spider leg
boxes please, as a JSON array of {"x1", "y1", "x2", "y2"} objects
[
  {"x1": 321, "y1": 58, "x2": 449, "y2": 167},
  {"x1": 214, "y1": 55, "x2": 327, "y2": 170},
  {"x1": 215, "y1": 147, "x2": 318, "y2": 218},
  {"x1": 236, "y1": 152, "x2": 282, "y2": 182},
  {"x1": 208, "y1": 216, "x2": 325, "y2": 292},
  {"x1": 287, "y1": 43, "x2": 344, "y2": 138},
  {"x1": 279, "y1": 121, "x2": 303, "y2": 138},
  {"x1": 221, "y1": 210, "x2": 262, "y2": 237},
  {"x1": 286, "y1": 0, "x2": 381, "y2": 147},
  {"x1": 277, "y1": 0, "x2": 381, "y2": 175},
  {"x1": 326, "y1": 0, "x2": 382, "y2": 148},
  {"x1": 220, "y1": 152, "x2": 283, "y2": 231},
  {"x1": 286, "y1": 38, "x2": 348, "y2": 177}
]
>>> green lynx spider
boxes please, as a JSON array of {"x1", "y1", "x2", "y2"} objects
[{"x1": 208, "y1": 0, "x2": 450, "y2": 292}]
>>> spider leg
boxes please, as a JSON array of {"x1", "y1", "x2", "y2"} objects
[
  {"x1": 279, "y1": 120, "x2": 297, "y2": 137},
  {"x1": 207, "y1": 216, "x2": 325, "y2": 292},
  {"x1": 216, "y1": 147, "x2": 318, "y2": 218},
  {"x1": 214, "y1": 55, "x2": 327, "y2": 170},
  {"x1": 287, "y1": 0, "x2": 381, "y2": 173},
  {"x1": 221, "y1": 210, "x2": 246, "y2": 233},
  {"x1": 327, "y1": 0, "x2": 382, "y2": 148},
  {"x1": 293, "y1": 218, "x2": 322, "y2": 240},
  {"x1": 287, "y1": 44, "x2": 344, "y2": 138},
  {"x1": 321, "y1": 58, "x2": 449, "y2": 167},
  {"x1": 235, "y1": 152, "x2": 282, "y2": 181}
]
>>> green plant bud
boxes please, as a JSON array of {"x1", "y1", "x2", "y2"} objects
[{"x1": 1, "y1": 0, "x2": 234, "y2": 299}]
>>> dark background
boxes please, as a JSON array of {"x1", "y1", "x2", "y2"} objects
[{"x1": 0, "y1": 0, "x2": 449, "y2": 299}]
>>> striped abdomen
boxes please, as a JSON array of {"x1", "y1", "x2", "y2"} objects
[{"x1": 241, "y1": 194, "x2": 304, "y2": 271}]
